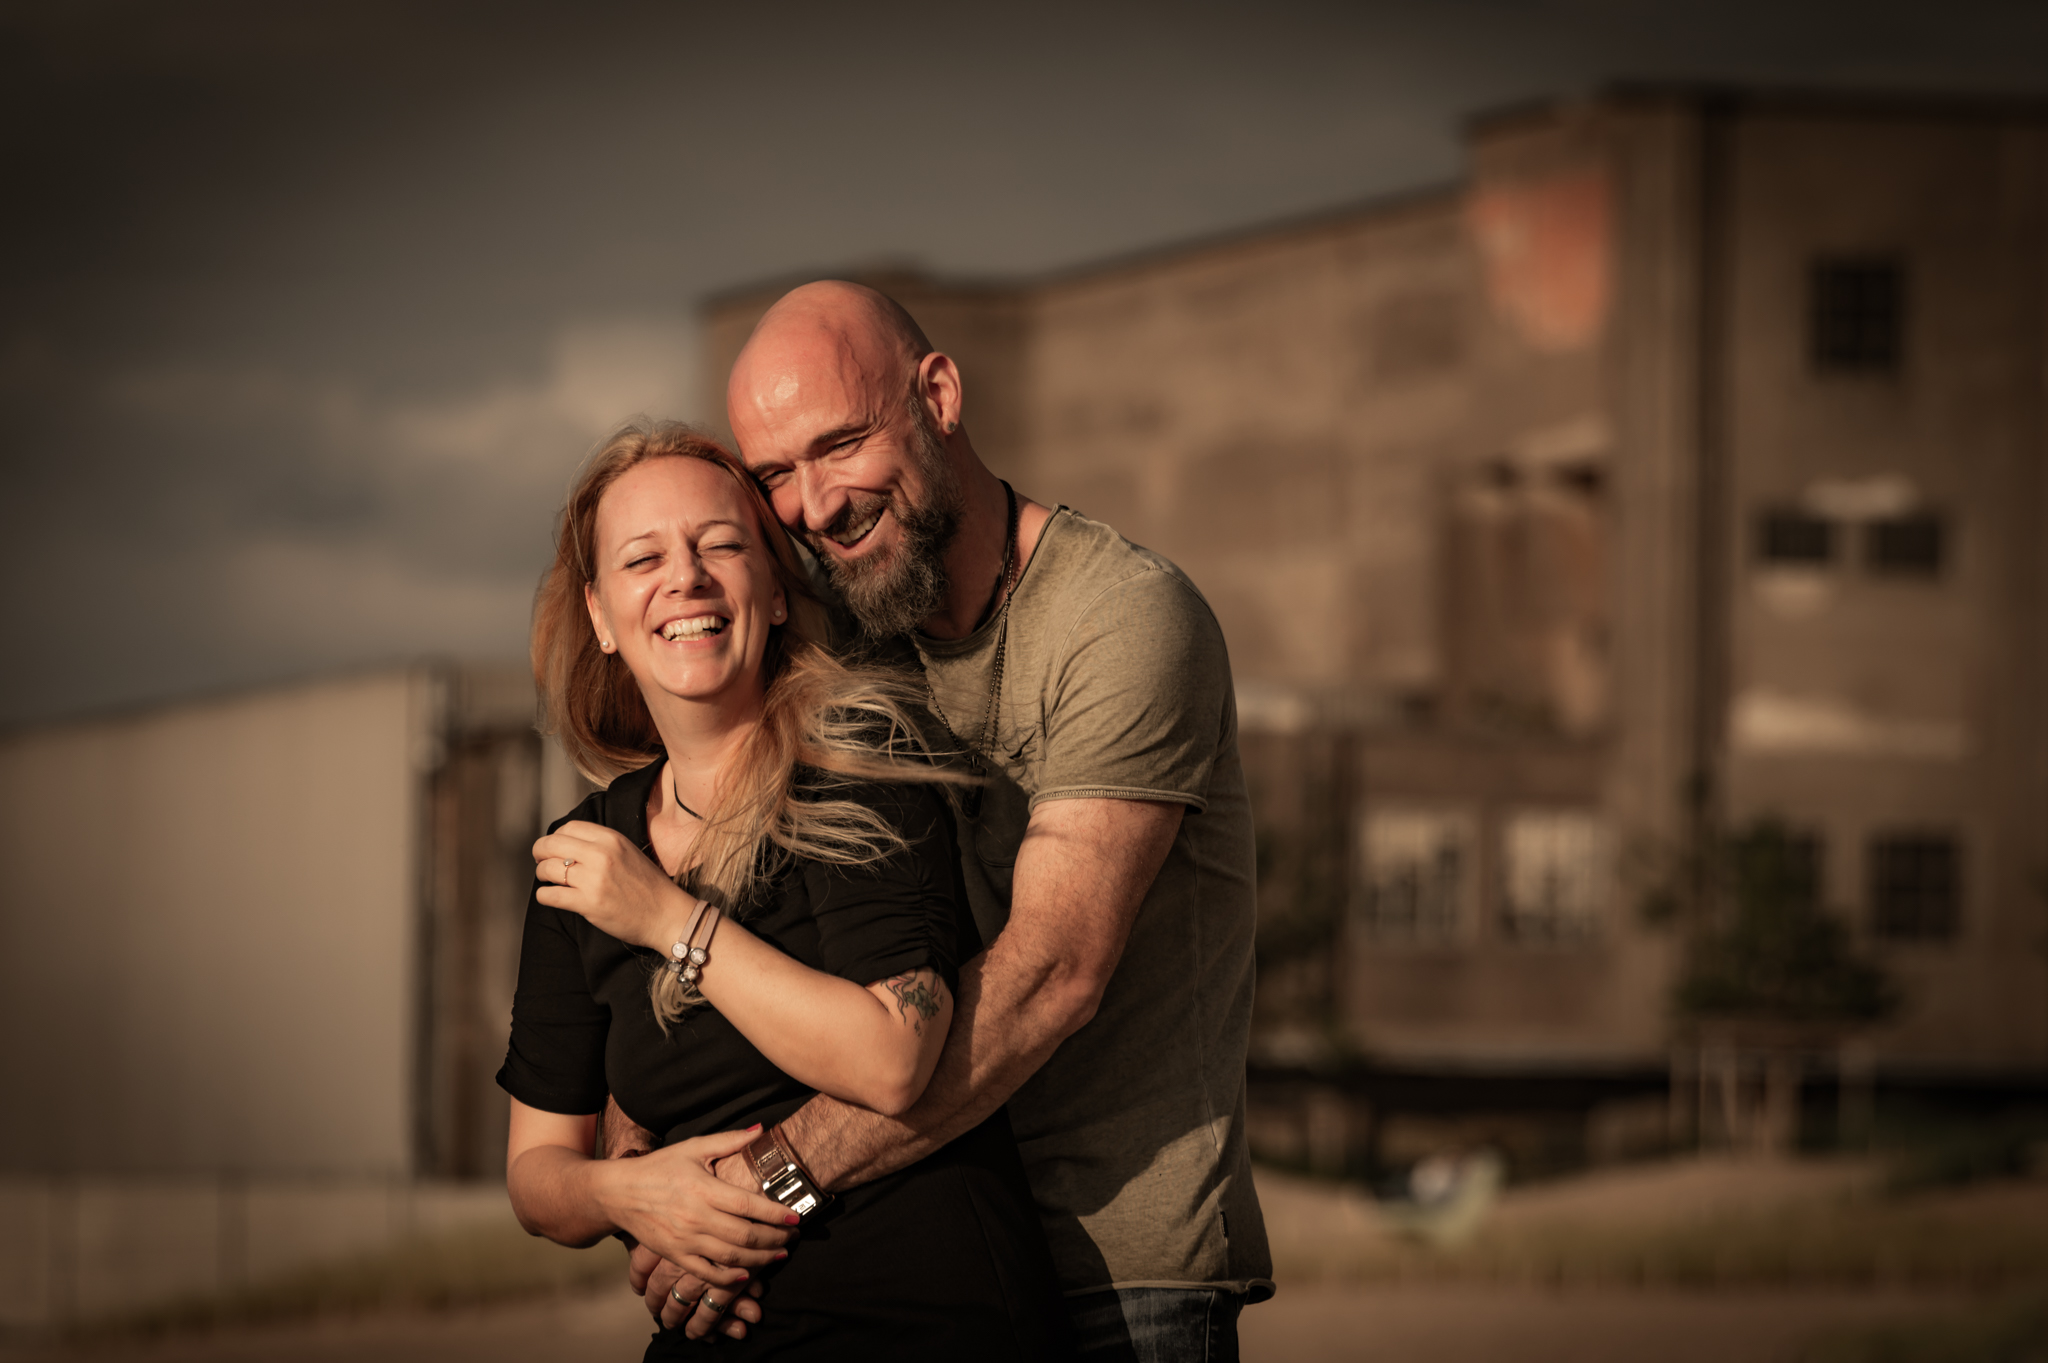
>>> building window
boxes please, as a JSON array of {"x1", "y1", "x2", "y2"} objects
[
  {"x1": 1757, "y1": 508, "x2": 1835, "y2": 565},
  {"x1": 1811, "y1": 257, "x2": 1905, "y2": 373},
  {"x1": 1866, "y1": 512, "x2": 1945, "y2": 576},
  {"x1": 1501, "y1": 809, "x2": 1609, "y2": 944},
  {"x1": 1869, "y1": 833, "x2": 1960, "y2": 941},
  {"x1": 1355, "y1": 807, "x2": 1474, "y2": 942}
]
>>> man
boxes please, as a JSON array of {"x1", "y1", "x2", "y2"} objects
[{"x1": 637, "y1": 281, "x2": 1271, "y2": 1358}]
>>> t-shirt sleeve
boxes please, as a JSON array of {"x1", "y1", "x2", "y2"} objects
[
  {"x1": 1033, "y1": 568, "x2": 1231, "y2": 810},
  {"x1": 801, "y1": 782, "x2": 962, "y2": 991},
  {"x1": 496, "y1": 821, "x2": 610, "y2": 1115}
]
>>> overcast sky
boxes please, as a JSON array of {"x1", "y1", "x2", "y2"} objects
[{"x1": 4, "y1": 0, "x2": 2044, "y2": 727}]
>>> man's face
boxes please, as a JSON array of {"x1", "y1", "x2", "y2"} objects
[{"x1": 734, "y1": 354, "x2": 962, "y2": 639}]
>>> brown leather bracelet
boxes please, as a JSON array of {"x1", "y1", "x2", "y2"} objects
[{"x1": 746, "y1": 1123, "x2": 832, "y2": 1219}]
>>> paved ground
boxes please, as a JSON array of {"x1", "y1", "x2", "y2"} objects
[
  {"x1": 0, "y1": 1278, "x2": 1967, "y2": 1362},
  {"x1": 0, "y1": 1157, "x2": 1994, "y2": 1361}
]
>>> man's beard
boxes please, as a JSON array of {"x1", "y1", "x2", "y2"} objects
[{"x1": 810, "y1": 398, "x2": 962, "y2": 639}]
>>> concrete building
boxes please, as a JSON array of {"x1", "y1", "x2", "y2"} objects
[
  {"x1": 0, "y1": 664, "x2": 585, "y2": 1325},
  {"x1": 703, "y1": 87, "x2": 2048, "y2": 1151}
]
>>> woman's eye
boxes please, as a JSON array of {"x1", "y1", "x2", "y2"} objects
[{"x1": 627, "y1": 555, "x2": 658, "y2": 569}]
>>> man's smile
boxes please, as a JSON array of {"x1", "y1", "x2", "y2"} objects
[{"x1": 821, "y1": 496, "x2": 889, "y2": 553}]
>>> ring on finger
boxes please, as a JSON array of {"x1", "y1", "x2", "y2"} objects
[
  {"x1": 669, "y1": 1284, "x2": 693, "y2": 1308},
  {"x1": 560, "y1": 857, "x2": 576, "y2": 884},
  {"x1": 700, "y1": 1293, "x2": 728, "y2": 1316}
]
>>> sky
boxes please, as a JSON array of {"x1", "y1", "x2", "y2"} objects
[{"x1": 4, "y1": 0, "x2": 2045, "y2": 728}]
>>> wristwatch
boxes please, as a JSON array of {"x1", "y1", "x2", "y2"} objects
[{"x1": 746, "y1": 1124, "x2": 833, "y2": 1219}]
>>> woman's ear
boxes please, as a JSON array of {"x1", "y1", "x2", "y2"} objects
[
  {"x1": 584, "y1": 582, "x2": 616, "y2": 653},
  {"x1": 771, "y1": 587, "x2": 787, "y2": 623}
]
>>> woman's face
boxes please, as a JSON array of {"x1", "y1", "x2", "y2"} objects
[{"x1": 583, "y1": 457, "x2": 788, "y2": 715}]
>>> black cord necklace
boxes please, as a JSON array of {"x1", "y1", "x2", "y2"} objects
[
  {"x1": 926, "y1": 481, "x2": 1020, "y2": 819},
  {"x1": 669, "y1": 768, "x2": 704, "y2": 822}
]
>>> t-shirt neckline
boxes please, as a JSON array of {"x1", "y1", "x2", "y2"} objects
[{"x1": 914, "y1": 505, "x2": 1071, "y2": 659}]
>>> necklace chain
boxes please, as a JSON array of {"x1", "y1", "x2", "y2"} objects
[{"x1": 926, "y1": 481, "x2": 1020, "y2": 792}]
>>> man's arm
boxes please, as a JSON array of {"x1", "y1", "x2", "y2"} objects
[{"x1": 765, "y1": 795, "x2": 1183, "y2": 1190}]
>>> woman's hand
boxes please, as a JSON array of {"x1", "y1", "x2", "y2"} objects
[
  {"x1": 534, "y1": 820, "x2": 697, "y2": 951},
  {"x1": 600, "y1": 1127, "x2": 798, "y2": 1290}
]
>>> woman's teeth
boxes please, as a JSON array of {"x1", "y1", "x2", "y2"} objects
[{"x1": 661, "y1": 616, "x2": 726, "y2": 641}]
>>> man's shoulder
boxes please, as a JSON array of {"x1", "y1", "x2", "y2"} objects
[{"x1": 1031, "y1": 509, "x2": 1215, "y2": 627}]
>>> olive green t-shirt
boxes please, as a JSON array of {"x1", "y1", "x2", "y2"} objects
[{"x1": 916, "y1": 508, "x2": 1273, "y2": 1299}]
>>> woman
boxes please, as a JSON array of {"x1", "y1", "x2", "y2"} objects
[{"x1": 496, "y1": 422, "x2": 1063, "y2": 1357}]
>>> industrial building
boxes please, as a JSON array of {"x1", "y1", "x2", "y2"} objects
[{"x1": 705, "y1": 86, "x2": 2048, "y2": 1162}]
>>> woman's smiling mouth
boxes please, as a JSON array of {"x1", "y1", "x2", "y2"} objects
[{"x1": 660, "y1": 615, "x2": 727, "y2": 641}]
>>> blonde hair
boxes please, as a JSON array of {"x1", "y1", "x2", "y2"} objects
[{"x1": 531, "y1": 420, "x2": 962, "y2": 1024}]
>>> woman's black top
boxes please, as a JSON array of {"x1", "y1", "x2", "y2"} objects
[{"x1": 496, "y1": 758, "x2": 1064, "y2": 1360}]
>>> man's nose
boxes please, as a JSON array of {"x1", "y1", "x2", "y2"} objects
[{"x1": 793, "y1": 463, "x2": 845, "y2": 534}]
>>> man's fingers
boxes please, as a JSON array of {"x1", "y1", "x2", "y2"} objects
[
  {"x1": 678, "y1": 1255, "x2": 753, "y2": 1289},
  {"x1": 643, "y1": 1259, "x2": 689, "y2": 1323}
]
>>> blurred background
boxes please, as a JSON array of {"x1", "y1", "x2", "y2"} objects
[{"x1": 4, "y1": 2, "x2": 2048, "y2": 1359}]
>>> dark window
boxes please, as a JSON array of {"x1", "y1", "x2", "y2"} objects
[
  {"x1": 1869, "y1": 834, "x2": 1960, "y2": 941},
  {"x1": 1811, "y1": 258, "x2": 1905, "y2": 373},
  {"x1": 1866, "y1": 513, "x2": 1945, "y2": 576},
  {"x1": 1758, "y1": 509, "x2": 1835, "y2": 565}
]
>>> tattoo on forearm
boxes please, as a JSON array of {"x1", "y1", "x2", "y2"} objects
[{"x1": 883, "y1": 970, "x2": 944, "y2": 1036}]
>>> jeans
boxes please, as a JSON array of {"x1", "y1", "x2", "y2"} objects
[{"x1": 1065, "y1": 1287, "x2": 1246, "y2": 1362}]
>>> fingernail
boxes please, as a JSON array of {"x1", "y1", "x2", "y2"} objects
[
  {"x1": 734, "y1": 1270, "x2": 748, "y2": 1281},
  {"x1": 747, "y1": 1123, "x2": 763, "y2": 1132},
  {"x1": 785, "y1": 1212, "x2": 801, "y2": 1225},
  {"x1": 773, "y1": 1250, "x2": 788, "y2": 1261}
]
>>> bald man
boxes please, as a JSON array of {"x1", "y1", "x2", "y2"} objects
[{"x1": 638, "y1": 281, "x2": 1272, "y2": 1358}]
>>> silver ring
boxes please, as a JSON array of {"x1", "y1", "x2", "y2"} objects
[
  {"x1": 700, "y1": 1294, "x2": 727, "y2": 1316},
  {"x1": 669, "y1": 1284, "x2": 693, "y2": 1307}
]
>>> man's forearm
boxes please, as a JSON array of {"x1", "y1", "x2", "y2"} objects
[
  {"x1": 754, "y1": 797, "x2": 1180, "y2": 1193},
  {"x1": 776, "y1": 933, "x2": 1080, "y2": 1189}
]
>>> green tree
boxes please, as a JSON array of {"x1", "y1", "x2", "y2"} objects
[{"x1": 1647, "y1": 818, "x2": 1899, "y2": 1026}]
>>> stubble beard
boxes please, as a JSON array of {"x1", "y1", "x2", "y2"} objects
[{"x1": 810, "y1": 399, "x2": 962, "y2": 640}]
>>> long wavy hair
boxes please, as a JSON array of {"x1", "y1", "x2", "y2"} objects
[{"x1": 532, "y1": 420, "x2": 959, "y2": 1024}]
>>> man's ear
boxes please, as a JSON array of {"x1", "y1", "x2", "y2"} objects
[{"x1": 918, "y1": 351, "x2": 964, "y2": 435}]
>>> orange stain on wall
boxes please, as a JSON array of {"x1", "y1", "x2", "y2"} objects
[{"x1": 1466, "y1": 166, "x2": 1613, "y2": 353}]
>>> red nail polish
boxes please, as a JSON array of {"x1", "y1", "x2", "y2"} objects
[
  {"x1": 747, "y1": 1123, "x2": 763, "y2": 1132},
  {"x1": 785, "y1": 1212, "x2": 801, "y2": 1225},
  {"x1": 774, "y1": 1251, "x2": 788, "y2": 1261}
]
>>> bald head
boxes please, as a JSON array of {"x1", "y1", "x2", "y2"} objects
[{"x1": 727, "y1": 281, "x2": 933, "y2": 443}]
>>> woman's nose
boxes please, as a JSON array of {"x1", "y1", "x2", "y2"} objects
[{"x1": 665, "y1": 549, "x2": 711, "y2": 591}]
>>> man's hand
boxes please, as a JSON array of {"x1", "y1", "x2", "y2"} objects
[
  {"x1": 617, "y1": 1111, "x2": 788, "y2": 1341},
  {"x1": 630, "y1": 1244, "x2": 765, "y2": 1339},
  {"x1": 598, "y1": 1094, "x2": 656, "y2": 1164}
]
